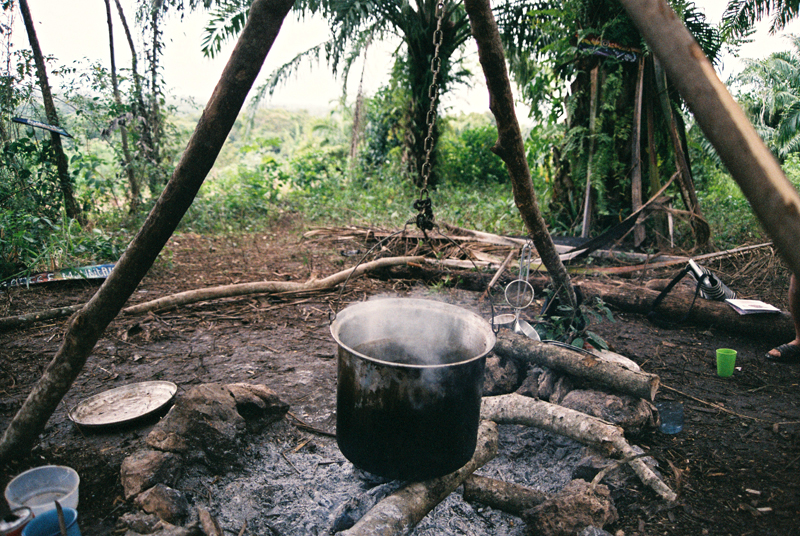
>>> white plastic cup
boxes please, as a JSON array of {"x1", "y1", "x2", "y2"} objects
[{"x1": 5, "y1": 466, "x2": 79, "y2": 518}]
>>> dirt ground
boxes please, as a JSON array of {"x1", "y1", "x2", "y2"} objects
[{"x1": 1, "y1": 217, "x2": 799, "y2": 536}]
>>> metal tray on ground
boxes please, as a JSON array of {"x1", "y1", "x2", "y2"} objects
[{"x1": 68, "y1": 381, "x2": 177, "y2": 428}]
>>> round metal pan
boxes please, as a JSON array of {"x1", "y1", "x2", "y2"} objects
[{"x1": 68, "y1": 381, "x2": 177, "y2": 428}]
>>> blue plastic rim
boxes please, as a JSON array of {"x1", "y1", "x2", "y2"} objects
[{"x1": 21, "y1": 508, "x2": 80, "y2": 536}]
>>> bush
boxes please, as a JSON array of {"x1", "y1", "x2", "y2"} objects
[{"x1": 439, "y1": 123, "x2": 507, "y2": 186}]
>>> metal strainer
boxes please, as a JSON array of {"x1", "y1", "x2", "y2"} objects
[{"x1": 503, "y1": 243, "x2": 539, "y2": 340}]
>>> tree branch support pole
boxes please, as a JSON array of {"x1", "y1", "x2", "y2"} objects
[
  {"x1": 619, "y1": 0, "x2": 800, "y2": 277},
  {"x1": 481, "y1": 394, "x2": 677, "y2": 502},
  {"x1": 464, "y1": 0, "x2": 576, "y2": 308},
  {"x1": 0, "y1": 0, "x2": 296, "y2": 463}
]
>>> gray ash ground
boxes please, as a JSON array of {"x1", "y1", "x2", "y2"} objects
[{"x1": 178, "y1": 419, "x2": 586, "y2": 535}]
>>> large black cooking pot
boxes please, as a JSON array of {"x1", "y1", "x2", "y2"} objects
[{"x1": 330, "y1": 298, "x2": 495, "y2": 481}]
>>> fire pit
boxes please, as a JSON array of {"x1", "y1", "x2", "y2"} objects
[{"x1": 330, "y1": 298, "x2": 495, "y2": 481}]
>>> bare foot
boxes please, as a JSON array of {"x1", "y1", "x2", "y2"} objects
[{"x1": 767, "y1": 340, "x2": 800, "y2": 362}]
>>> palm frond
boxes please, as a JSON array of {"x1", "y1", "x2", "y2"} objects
[
  {"x1": 266, "y1": 43, "x2": 329, "y2": 95},
  {"x1": 200, "y1": 0, "x2": 250, "y2": 58}
]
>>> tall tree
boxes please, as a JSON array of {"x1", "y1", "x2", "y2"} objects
[
  {"x1": 500, "y1": 0, "x2": 719, "y2": 245},
  {"x1": 734, "y1": 36, "x2": 800, "y2": 160},
  {"x1": 16, "y1": 0, "x2": 84, "y2": 224},
  {"x1": 200, "y1": 0, "x2": 483, "y2": 188},
  {"x1": 104, "y1": 0, "x2": 140, "y2": 213},
  {"x1": 114, "y1": 0, "x2": 158, "y2": 199}
]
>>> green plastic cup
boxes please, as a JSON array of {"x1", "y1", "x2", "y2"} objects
[{"x1": 716, "y1": 348, "x2": 737, "y2": 377}]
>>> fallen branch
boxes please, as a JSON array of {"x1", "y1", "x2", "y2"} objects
[
  {"x1": 661, "y1": 385, "x2": 800, "y2": 426},
  {"x1": 338, "y1": 420, "x2": 499, "y2": 536},
  {"x1": 578, "y1": 242, "x2": 773, "y2": 276},
  {"x1": 122, "y1": 256, "x2": 424, "y2": 316},
  {"x1": 494, "y1": 330, "x2": 660, "y2": 401},
  {"x1": 481, "y1": 249, "x2": 516, "y2": 300},
  {"x1": 462, "y1": 474, "x2": 548, "y2": 515},
  {"x1": 0, "y1": 304, "x2": 82, "y2": 332},
  {"x1": 481, "y1": 393, "x2": 676, "y2": 502}
]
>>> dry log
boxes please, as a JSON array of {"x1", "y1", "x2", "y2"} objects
[
  {"x1": 580, "y1": 278, "x2": 794, "y2": 343},
  {"x1": 494, "y1": 330, "x2": 659, "y2": 401},
  {"x1": 462, "y1": 474, "x2": 548, "y2": 515},
  {"x1": 338, "y1": 420, "x2": 499, "y2": 536},
  {"x1": 0, "y1": 304, "x2": 82, "y2": 332},
  {"x1": 521, "y1": 275, "x2": 794, "y2": 343},
  {"x1": 481, "y1": 393, "x2": 676, "y2": 502},
  {"x1": 122, "y1": 256, "x2": 424, "y2": 315}
]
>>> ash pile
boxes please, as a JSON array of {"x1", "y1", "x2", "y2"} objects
[{"x1": 115, "y1": 327, "x2": 672, "y2": 536}]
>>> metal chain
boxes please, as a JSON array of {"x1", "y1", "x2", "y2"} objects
[{"x1": 413, "y1": 0, "x2": 446, "y2": 231}]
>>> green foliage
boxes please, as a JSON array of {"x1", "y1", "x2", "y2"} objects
[
  {"x1": 732, "y1": 37, "x2": 800, "y2": 162},
  {"x1": 438, "y1": 120, "x2": 507, "y2": 186},
  {"x1": 534, "y1": 291, "x2": 614, "y2": 349}
]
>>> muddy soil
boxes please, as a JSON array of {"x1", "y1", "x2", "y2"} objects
[{"x1": 1, "y1": 219, "x2": 799, "y2": 535}]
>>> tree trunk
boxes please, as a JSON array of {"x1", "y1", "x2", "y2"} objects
[
  {"x1": 654, "y1": 56, "x2": 709, "y2": 247},
  {"x1": 104, "y1": 0, "x2": 139, "y2": 213},
  {"x1": 631, "y1": 57, "x2": 645, "y2": 246},
  {"x1": 114, "y1": 0, "x2": 155, "y2": 186},
  {"x1": 581, "y1": 66, "x2": 598, "y2": 239},
  {"x1": 0, "y1": 0, "x2": 296, "y2": 463},
  {"x1": 17, "y1": 0, "x2": 84, "y2": 225},
  {"x1": 464, "y1": 0, "x2": 576, "y2": 308},
  {"x1": 147, "y1": 0, "x2": 164, "y2": 194},
  {"x1": 494, "y1": 330, "x2": 660, "y2": 401},
  {"x1": 339, "y1": 420, "x2": 498, "y2": 536}
]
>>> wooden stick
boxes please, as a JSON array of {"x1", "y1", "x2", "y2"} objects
[
  {"x1": 0, "y1": 304, "x2": 82, "y2": 332},
  {"x1": 494, "y1": 330, "x2": 660, "y2": 401},
  {"x1": 339, "y1": 420, "x2": 498, "y2": 536},
  {"x1": 481, "y1": 394, "x2": 677, "y2": 502},
  {"x1": 481, "y1": 248, "x2": 516, "y2": 300},
  {"x1": 462, "y1": 474, "x2": 547, "y2": 515},
  {"x1": 122, "y1": 256, "x2": 424, "y2": 315},
  {"x1": 464, "y1": 0, "x2": 577, "y2": 309}
]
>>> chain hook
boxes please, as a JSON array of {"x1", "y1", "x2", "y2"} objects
[{"x1": 413, "y1": 0, "x2": 446, "y2": 232}]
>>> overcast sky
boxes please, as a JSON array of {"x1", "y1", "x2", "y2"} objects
[{"x1": 8, "y1": 1, "x2": 800, "y2": 114}]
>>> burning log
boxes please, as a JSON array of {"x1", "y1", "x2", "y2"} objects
[
  {"x1": 337, "y1": 420, "x2": 499, "y2": 535},
  {"x1": 481, "y1": 394, "x2": 677, "y2": 502},
  {"x1": 494, "y1": 330, "x2": 660, "y2": 401},
  {"x1": 462, "y1": 474, "x2": 548, "y2": 516}
]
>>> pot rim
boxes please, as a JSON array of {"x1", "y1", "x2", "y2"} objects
[{"x1": 330, "y1": 297, "x2": 496, "y2": 369}]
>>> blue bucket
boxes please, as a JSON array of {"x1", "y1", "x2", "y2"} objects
[{"x1": 21, "y1": 508, "x2": 80, "y2": 536}]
